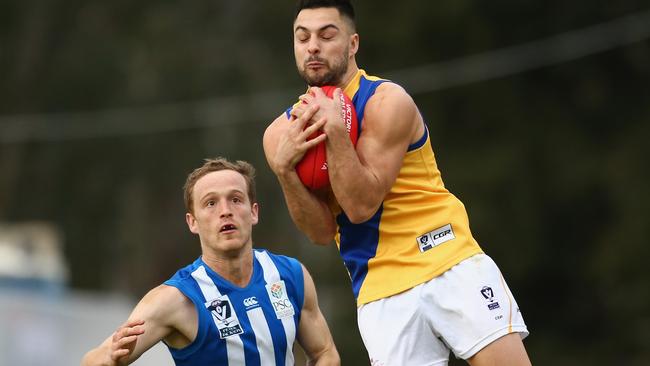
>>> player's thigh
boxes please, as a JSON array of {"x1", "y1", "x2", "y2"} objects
[
  {"x1": 357, "y1": 285, "x2": 450, "y2": 366},
  {"x1": 467, "y1": 333, "x2": 531, "y2": 366},
  {"x1": 421, "y1": 254, "x2": 529, "y2": 360}
]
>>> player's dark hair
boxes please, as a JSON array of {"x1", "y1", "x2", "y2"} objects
[
  {"x1": 295, "y1": 0, "x2": 356, "y2": 31},
  {"x1": 183, "y1": 157, "x2": 257, "y2": 214}
]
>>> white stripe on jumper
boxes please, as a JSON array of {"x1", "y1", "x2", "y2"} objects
[
  {"x1": 255, "y1": 250, "x2": 296, "y2": 366},
  {"x1": 191, "y1": 265, "x2": 245, "y2": 365},
  {"x1": 247, "y1": 306, "x2": 276, "y2": 365}
]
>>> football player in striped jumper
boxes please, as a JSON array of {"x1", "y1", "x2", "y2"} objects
[{"x1": 82, "y1": 157, "x2": 340, "y2": 366}]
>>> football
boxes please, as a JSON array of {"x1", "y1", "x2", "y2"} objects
[{"x1": 295, "y1": 86, "x2": 358, "y2": 190}]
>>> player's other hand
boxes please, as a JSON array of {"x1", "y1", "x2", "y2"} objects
[{"x1": 110, "y1": 319, "x2": 145, "y2": 364}]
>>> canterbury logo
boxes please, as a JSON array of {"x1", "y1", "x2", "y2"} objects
[{"x1": 243, "y1": 297, "x2": 258, "y2": 307}]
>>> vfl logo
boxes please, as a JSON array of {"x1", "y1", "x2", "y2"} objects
[
  {"x1": 243, "y1": 296, "x2": 258, "y2": 308},
  {"x1": 418, "y1": 235, "x2": 432, "y2": 252},
  {"x1": 480, "y1": 286, "x2": 501, "y2": 311},
  {"x1": 208, "y1": 298, "x2": 232, "y2": 321},
  {"x1": 206, "y1": 296, "x2": 244, "y2": 339}
]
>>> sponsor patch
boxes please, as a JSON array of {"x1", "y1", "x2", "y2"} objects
[
  {"x1": 206, "y1": 295, "x2": 244, "y2": 338},
  {"x1": 243, "y1": 296, "x2": 259, "y2": 309},
  {"x1": 266, "y1": 280, "x2": 295, "y2": 319},
  {"x1": 416, "y1": 224, "x2": 455, "y2": 252}
]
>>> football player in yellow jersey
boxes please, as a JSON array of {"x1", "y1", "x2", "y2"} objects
[{"x1": 264, "y1": 1, "x2": 531, "y2": 365}]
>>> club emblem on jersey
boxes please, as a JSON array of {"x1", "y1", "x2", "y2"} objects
[
  {"x1": 266, "y1": 280, "x2": 294, "y2": 319},
  {"x1": 269, "y1": 283, "x2": 284, "y2": 299},
  {"x1": 206, "y1": 295, "x2": 244, "y2": 338},
  {"x1": 480, "y1": 286, "x2": 501, "y2": 310}
]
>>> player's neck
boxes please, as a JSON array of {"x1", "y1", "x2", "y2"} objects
[
  {"x1": 339, "y1": 64, "x2": 359, "y2": 89},
  {"x1": 202, "y1": 248, "x2": 254, "y2": 288}
]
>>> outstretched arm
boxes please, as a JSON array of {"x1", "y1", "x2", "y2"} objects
[
  {"x1": 81, "y1": 319, "x2": 146, "y2": 366},
  {"x1": 81, "y1": 285, "x2": 192, "y2": 366},
  {"x1": 264, "y1": 106, "x2": 338, "y2": 244},
  {"x1": 296, "y1": 264, "x2": 340, "y2": 366}
]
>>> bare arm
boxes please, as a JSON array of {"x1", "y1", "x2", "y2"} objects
[
  {"x1": 306, "y1": 85, "x2": 424, "y2": 223},
  {"x1": 263, "y1": 107, "x2": 338, "y2": 244},
  {"x1": 81, "y1": 285, "x2": 195, "y2": 366},
  {"x1": 297, "y1": 265, "x2": 340, "y2": 366}
]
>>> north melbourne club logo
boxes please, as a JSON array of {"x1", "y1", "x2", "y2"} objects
[
  {"x1": 266, "y1": 280, "x2": 294, "y2": 319},
  {"x1": 270, "y1": 283, "x2": 284, "y2": 299}
]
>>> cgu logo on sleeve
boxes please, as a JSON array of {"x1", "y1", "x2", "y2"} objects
[
  {"x1": 265, "y1": 280, "x2": 295, "y2": 319},
  {"x1": 205, "y1": 295, "x2": 244, "y2": 339}
]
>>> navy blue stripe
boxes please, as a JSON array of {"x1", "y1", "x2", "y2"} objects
[
  {"x1": 407, "y1": 124, "x2": 428, "y2": 151},
  {"x1": 333, "y1": 74, "x2": 388, "y2": 300},
  {"x1": 336, "y1": 205, "x2": 383, "y2": 298},
  {"x1": 352, "y1": 77, "x2": 386, "y2": 134}
]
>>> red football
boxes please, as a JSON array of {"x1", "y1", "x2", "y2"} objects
[{"x1": 295, "y1": 86, "x2": 358, "y2": 190}]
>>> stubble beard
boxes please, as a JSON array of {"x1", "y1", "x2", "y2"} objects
[{"x1": 298, "y1": 48, "x2": 349, "y2": 87}]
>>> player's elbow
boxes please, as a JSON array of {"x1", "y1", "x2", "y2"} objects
[
  {"x1": 337, "y1": 188, "x2": 384, "y2": 224},
  {"x1": 344, "y1": 205, "x2": 379, "y2": 224},
  {"x1": 306, "y1": 343, "x2": 340, "y2": 366}
]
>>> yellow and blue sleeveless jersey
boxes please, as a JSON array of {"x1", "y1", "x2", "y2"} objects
[
  {"x1": 335, "y1": 69, "x2": 484, "y2": 305},
  {"x1": 163, "y1": 249, "x2": 304, "y2": 365}
]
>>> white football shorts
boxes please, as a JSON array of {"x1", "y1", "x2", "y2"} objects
[{"x1": 357, "y1": 254, "x2": 529, "y2": 366}]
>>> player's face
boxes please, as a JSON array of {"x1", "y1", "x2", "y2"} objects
[
  {"x1": 186, "y1": 170, "x2": 258, "y2": 256},
  {"x1": 293, "y1": 7, "x2": 356, "y2": 87}
]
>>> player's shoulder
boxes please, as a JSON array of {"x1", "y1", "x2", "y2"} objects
[
  {"x1": 144, "y1": 284, "x2": 190, "y2": 308},
  {"x1": 130, "y1": 284, "x2": 194, "y2": 328},
  {"x1": 263, "y1": 112, "x2": 291, "y2": 147},
  {"x1": 371, "y1": 81, "x2": 415, "y2": 109},
  {"x1": 255, "y1": 248, "x2": 301, "y2": 265},
  {"x1": 255, "y1": 248, "x2": 304, "y2": 276},
  {"x1": 363, "y1": 82, "x2": 417, "y2": 127}
]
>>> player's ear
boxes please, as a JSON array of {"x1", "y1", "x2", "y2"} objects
[
  {"x1": 186, "y1": 212, "x2": 199, "y2": 234},
  {"x1": 349, "y1": 33, "x2": 359, "y2": 57},
  {"x1": 251, "y1": 203, "x2": 259, "y2": 226}
]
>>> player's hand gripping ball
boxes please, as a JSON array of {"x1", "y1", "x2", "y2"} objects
[{"x1": 295, "y1": 86, "x2": 358, "y2": 190}]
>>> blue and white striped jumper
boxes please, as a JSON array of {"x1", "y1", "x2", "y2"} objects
[{"x1": 163, "y1": 249, "x2": 304, "y2": 366}]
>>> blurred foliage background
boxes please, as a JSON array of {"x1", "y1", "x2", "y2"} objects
[{"x1": 1, "y1": 0, "x2": 649, "y2": 364}]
